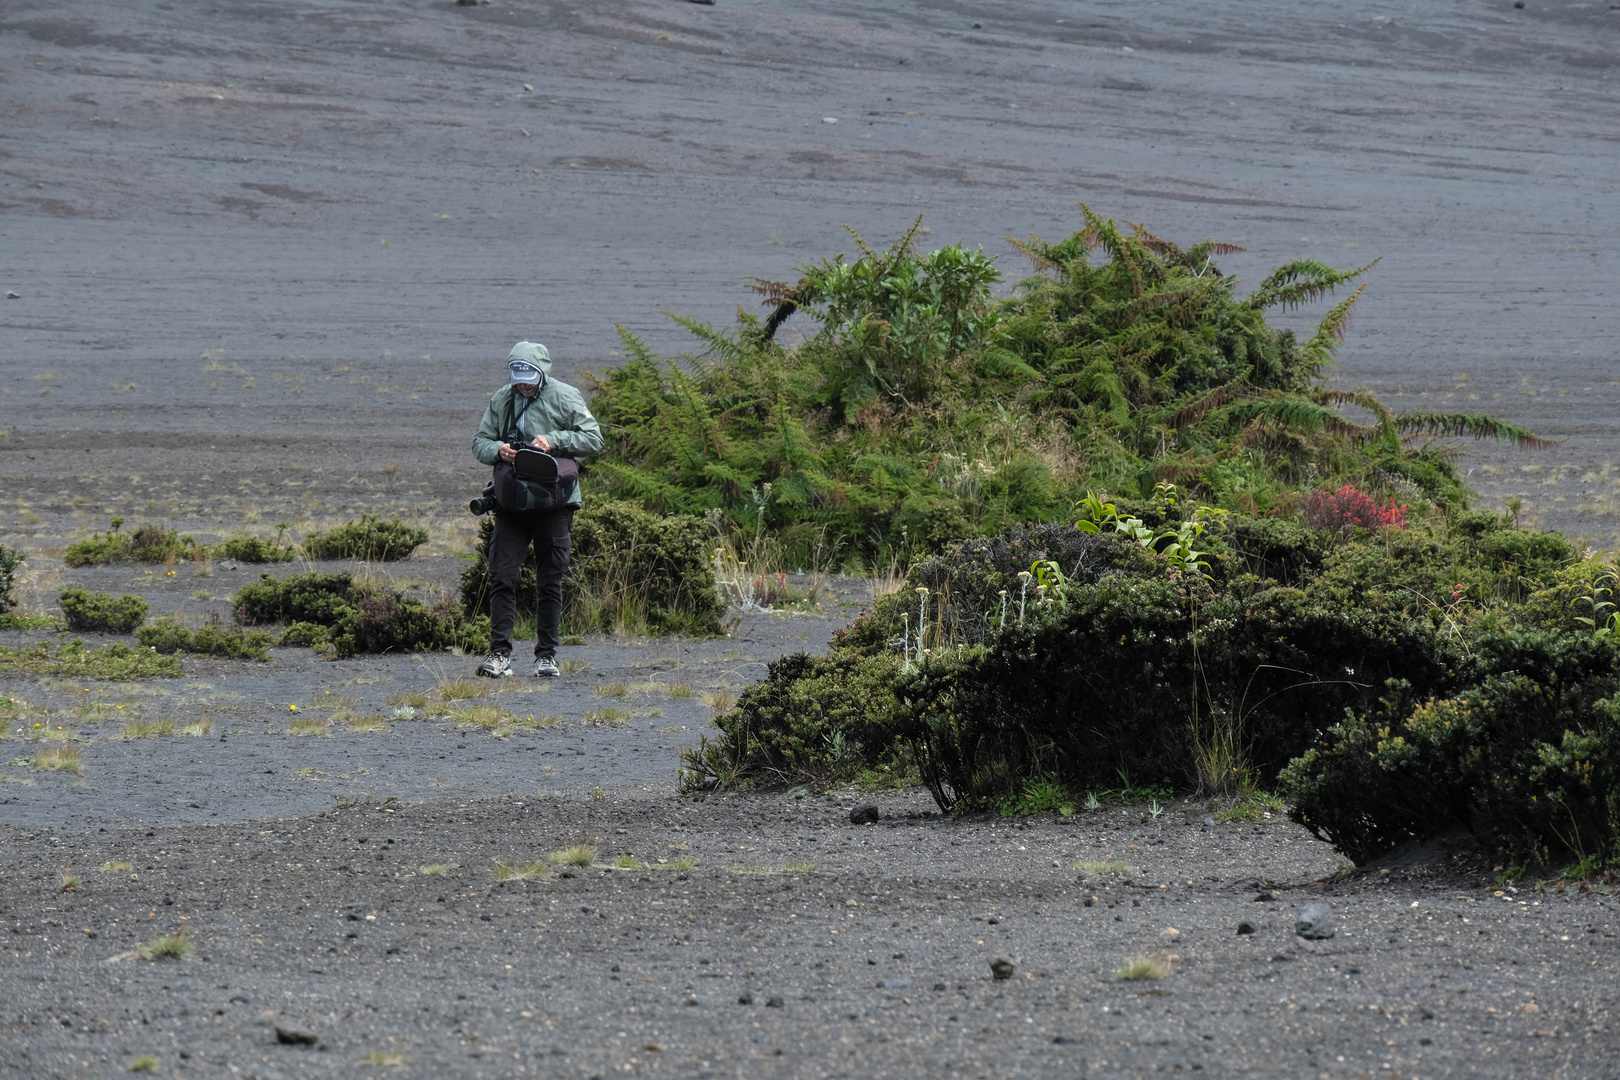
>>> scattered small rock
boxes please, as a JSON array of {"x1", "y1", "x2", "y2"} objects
[
  {"x1": 1287, "y1": 935, "x2": 1317, "y2": 954},
  {"x1": 932, "y1": 982, "x2": 946, "y2": 991},
  {"x1": 737, "y1": 992, "x2": 753, "y2": 1005},
  {"x1": 1253, "y1": 890, "x2": 1277, "y2": 902},
  {"x1": 275, "y1": 1026, "x2": 317, "y2": 1046},
  {"x1": 690, "y1": 0, "x2": 716, "y2": 5},
  {"x1": 989, "y1": 956, "x2": 1015, "y2": 981},
  {"x1": 4, "y1": 291, "x2": 18, "y2": 300},
  {"x1": 849, "y1": 804, "x2": 879, "y2": 825},
  {"x1": 879, "y1": 978, "x2": 911, "y2": 990},
  {"x1": 1203, "y1": 816, "x2": 1216, "y2": 827},
  {"x1": 219, "y1": 559, "x2": 239, "y2": 570},
  {"x1": 765, "y1": 995, "x2": 784, "y2": 1008},
  {"x1": 1296, "y1": 902, "x2": 1335, "y2": 940},
  {"x1": 1236, "y1": 921, "x2": 1256, "y2": 935}
]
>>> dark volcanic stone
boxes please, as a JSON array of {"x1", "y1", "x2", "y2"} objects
[
  {"x1": 849, "y1": 804, "x2": 879, "y2": 825},
  {"x1": 275, "y1": 1026, "x2": 317, "y2": 1046},
  {"x1": 989, "y1": 956, "x2": 1014, "y2": 980}
]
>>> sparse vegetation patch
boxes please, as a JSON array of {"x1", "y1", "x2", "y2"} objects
[{"x1": 59, "y1": 589, "x2": 149, "y2": 633}]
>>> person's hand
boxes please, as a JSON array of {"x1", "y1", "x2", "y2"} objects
[
  {"x1": 497, "y1": 443, "x2": 517, "y2": 463},
  {"x1": 530, "y1": 434, "x2": 551, "y2": 452}
]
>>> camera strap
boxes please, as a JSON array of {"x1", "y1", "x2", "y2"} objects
[{"x1": 503, "y1": 386, "x2": 539, "y2": 442}]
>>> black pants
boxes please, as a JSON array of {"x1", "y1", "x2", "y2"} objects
[{"x1": 487, "y1": 507, "x2": 574, "y2": 659}]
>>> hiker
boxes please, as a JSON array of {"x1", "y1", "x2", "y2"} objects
[{"x1": 471, "y1": 341, "x2": 603, "y2": 678}]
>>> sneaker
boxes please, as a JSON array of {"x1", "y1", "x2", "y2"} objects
[
  {"x1": 532, "y1": 655, "x2": 560, "y2": 678},
  {"x1": 476, "y1": 654, "x2": 514, "y2": 679}
]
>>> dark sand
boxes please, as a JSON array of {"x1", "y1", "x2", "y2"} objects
[{"x1": 3, "y1": 2, "x2": 1620, "y2": 1077}]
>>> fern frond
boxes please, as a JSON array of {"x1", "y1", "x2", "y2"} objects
[
  {"x1": 1393, "y1": 412, "x2": 1561, "y2": 450},
  {"x1": 1242, "y1": 257, "x2": 1379, "y2": 311},
  {"x1": 1166, "y1": 375, "x2": 1251, "y2": 430},
  {"x1": 1310, "y1": 388, "x2": 1394, "y2": 432},
  {"x1": 1004, "y1": 235, "x2": 1059, "y2": 273},
  {"x1": 1301, "y1": 284, "x2": 1365, "y2": 369}
]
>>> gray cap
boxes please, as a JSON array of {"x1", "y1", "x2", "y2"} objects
[{"x1": 507, "y1": 341, "x2": 551, "y2": 383}]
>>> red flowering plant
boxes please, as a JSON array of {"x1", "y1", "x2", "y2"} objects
[{"x1": 1303, "y1": 485, "x2": 1407, "y2": 532}]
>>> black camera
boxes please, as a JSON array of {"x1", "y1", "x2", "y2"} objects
[{"x1": 468, "y1": 481, "x2": 499, "y2": 517}]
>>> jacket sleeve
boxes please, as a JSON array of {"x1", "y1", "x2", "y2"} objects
[
  {"x1": 540, "y1": 387, "x2": 605, "y2": 460},
  {"x1": 472, "y1": 392, "x2": 506, "y2": 466}
]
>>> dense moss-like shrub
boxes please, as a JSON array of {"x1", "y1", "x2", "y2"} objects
[
  {"x1": 63, "y1": 521, "x2": 193, "y2": 567},
  {"x1": 681, "y1": 651, "x2": 906, "y2": 789},
  {"x1": 234, "y1": 572, "x2": 488, "y2": 658},
  {"x1": 0, "y1": 545, "x2": 23, "y2": 610},
  {"x1": 212, "y1": 534, "x2": 297, "y2": 563},
  {"x1": 458, "y1": 501, "x2": 725, "y2": 637},
  {"x1": 59, "y1": 589, "x2": 149, "y2": 633},
  {"x1": 0, "y1": 639, "x2": 181, "y2": 679},
  {"x1": 1282, "y1": 630, "x2": 1620, "y2": 865},
  {"x1": 303, "y1": 515, "x2": 427, "y2": 562},
  {"x1": 137, "y1": 622, "x2": 274, "y2": 661}
]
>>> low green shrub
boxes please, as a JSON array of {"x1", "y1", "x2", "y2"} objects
[
  {"x1": 136, "y1": 622, "x2": 273, "y2": 661},
  {"x1": 1280, "y1": 627, "x2": 1620, "y2": 865},
  {"x1": 304, "y1": 515, "x2": 427, "y2": 562},
  {"x1": 63, "y1": 520, "x2": 193, "y2": 567},
  {"x1": 212, "y1": 534, "x2": 297, "y2": 563},
  {"x1": 694, "y1": 504, "x2": 1620, "y2": 868},
  {"x1": 0, "y1": 545, "x2": 23, "y2": 610},
  {"x1": 234, "y1": 572, "x2": 489, "y2": 657},
  {"x1": 0, "y1": 639, "x2": 182, "y2": 679},
  {"x1": 59, "y1": 589, "x2": 149, "y2": 633},
  {"x1": 459, "y1": 501, "x2": 726, "y2": 637}
]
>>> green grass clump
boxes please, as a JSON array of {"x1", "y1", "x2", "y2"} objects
[
  {"x1": 594, "y1": 682, "x2": 629, "y2": 698},
  {"x1": 127, "y1": 1055, "x2": 161, "y2": 1073},
  {"x1": 359, "y1": 1050, "x2": 409, "y2": 1065},
  {"x1": 136, "y1": 932, "x2": 192, "y2": 960},
  {"x1": 59, "y1": 589, "x2": 148, "y2": 633},
  {"x1": 418, "y1": 863, "x2": 451, "y2": 876},
  {"x1": 289, "y1": 715, "x2": 330, "y2": 736},
  {"x1": 346, "y1": 715, "x2": 389, "y2": 734},
  {"x1": 549, "y1": 844, "x2": 596, "y2": 867},
  {"x1": 494, "y1": 859, "x2": 548, "y2": 881},
  {"x1": 304, "y1": 515, "x2": 427, "y2": 562},
  {"x1": 1212, "y1": 792, "x2": 1286, "y2": 823},
  {"x1": 100, "y1": 860, "x2": 133, "y2": 873},
  {"x1": 122, "y1": 719, "x2": 174, "y2": 739},
  {"x1": 31, "y1": 748, "x2": 81, "y2": 773},
  {"x1": 583, "y1": 708, "x2": 628, "y2": 726},
  {"x1": 0, "y1": 639, "x2": 182, "y2": 680},
  {"x1": 137, "y1": 622, "x2": 273, "y2": 660},
  {"x1": 1114, "y1": 955, "x2": 1170, "y2": 981},
  {"x1": 667, "y1": 856, "x2": 699, "y2": 871}
]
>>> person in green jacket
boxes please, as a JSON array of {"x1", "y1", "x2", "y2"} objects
[{"x1": 472, "y1": 341, "x2": 604, "y2": 678}]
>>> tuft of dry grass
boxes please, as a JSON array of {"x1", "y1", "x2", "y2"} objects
[
  {"x1": 513, "y1": 714, "x2": 562, "y2": 729},
  {"x1": 437, "y1": 677, "x2": 487, "y2": 702},
  {"x1": 128, "y1": 1056, "x2": 161, "y2": 1073},
  {"x1": 494, "y1": 859, "x2": 548, "y2": 882},
  {"x1": 594, "y1": 682, "x2": 630, "y2": 698},
  {"x1": 667, "y1": 856, "x2": 699, "y2": 871},
  {"x1": 289, "y1": 715, "x2": 331, "y2": 736},
  {"x1": 32, "y1": 745, "x2": 82, "y2": 773},
  {"x1": 783, "y1": 861, "x2": 816, "y2": 873},
  {"x1": 180, "y1": 719, "x2": 212, "y2": 737},
  {"x1": 549, "y1": 844, "x2": 596, "y2": 867},
  {"x1": 100, "y1": 860, "x2": 133, "y2": 873},
  {"x1": 666, "y1": 683, "x2": 696, "y2": 698},
  {"x1": 359, "y1": 1050, "x2": 409, "y2": 1066},
  {"x1": 583, "y1": 708, "x2": 628, "y2": 726},
  {"x1": 124, "y1": 718, "x2": 174, "y2": 739},
  {"x1": 385, "y1": 691, "x2": 430, "y2": 709},
  {"x1": 1075, "y1": 859, "x2": 1136, "y2": 876},
  {"x1": 445, "y1": 704, "x2": 514, "y2": 731},
  {"x1": 702, "y1": 691, "x2": 737, "y2": 717},
  {"x1": 558, "y1": 658, "x2": 589, "y2": 673},
  {"x1": 60, "y1": 872, "x2": 82, "y2": 891},
  {"x1": 346, "y1": 715, "x2": 390, "y2": 734},
  {"x1": 418, "y1": 863, "x2": 451, "y2": 876},
  {"x1": 1114, "y1": 953, "x2": 1173, "y2": 981},
  {"x1": 137, "y1": 931, "x2": 192, "y2": 961},
  {"x1": 612, "y1": 855, "x2": 644, "y2": 870}
]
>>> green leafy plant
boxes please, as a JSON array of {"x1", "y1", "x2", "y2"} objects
[
  {"x1": 59, "y1": 589, "x2": 148, "y2": 633},
  {"x1": 304, "y1": 515, "x2": 427, "y2": 562},
  {"x1": 0, "y1": 639, "x2": 182, "y2": 679},
  {"x1": 0, "y1": 544, "x2": 24, "y2": 611},
  {"x1": 234, "y1": 572, "x2": 489, "y2": 657},
  {"x1": 137, "y1": 621, "x2": 273, "y2": 661}
]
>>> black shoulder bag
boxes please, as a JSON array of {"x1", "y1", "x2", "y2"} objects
[{"x1": 492, "y1": 389, "x2": 579, "y2": 513}]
